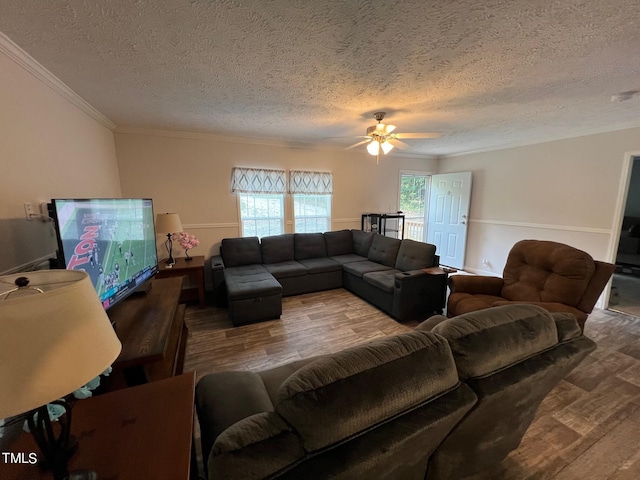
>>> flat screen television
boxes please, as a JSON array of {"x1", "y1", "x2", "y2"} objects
[{"x1": 49, "y1": 198, "x2": 159, "y2": 310}]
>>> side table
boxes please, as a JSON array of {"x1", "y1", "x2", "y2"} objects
[
  {"x1": 156, "y1": 255, "x2": 206, "y2": 308},
  {"x1": 422, "y1": 266, "x2": 449, "y2": 314},
  {"x1": 1, "y1": 372, "x2": 196, "y2": 480}
]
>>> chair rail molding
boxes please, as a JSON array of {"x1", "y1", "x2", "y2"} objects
[
  {"x1": 333, "y1": 218, "x2": 361, "y2": 224},
  {"x1": 182, "y1": 223, "x2": 239, "y2": 230},
  {"x1": 469, "y1": 219, "x2": 611, "y2": 235}
]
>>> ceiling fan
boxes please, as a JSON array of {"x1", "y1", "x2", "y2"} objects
[{"x1": 345, "y1": 112, "x2": 441, "y2": 164}]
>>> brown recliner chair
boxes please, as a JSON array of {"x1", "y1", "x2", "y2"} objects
[{"x1": 447, "y1": 239, "x2": 615, "y2": 330}]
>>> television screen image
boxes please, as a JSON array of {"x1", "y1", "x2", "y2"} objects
[{"x1": 50, "y1": 198, "x2": 159, "y2": 310}]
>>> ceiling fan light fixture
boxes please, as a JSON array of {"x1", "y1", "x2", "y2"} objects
[
  {"x1": 380, "y1": 140, "x2": 394, "y2": 154},
  {"x1": 373, "y1": 123, "x2": 396, "y2": 134},
  {"x1": 366, "y1": 140, "x2": 380, "y2": 155}
]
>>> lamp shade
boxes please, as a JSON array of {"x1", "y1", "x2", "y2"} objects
[
  {"x1": 380, "y1": 140, "x2": 394, "y2": 154},
  {"x1": 0, "y1": 270, "x2": 122, "y2": 419},
  {"x1": 155, "y1": 212, "x2": 183, "y2": 234},
  {"x1": 366, "y1": 140, "x2": 380, "y2": 155}
]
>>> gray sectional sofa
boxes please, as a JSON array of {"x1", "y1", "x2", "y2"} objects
[
  {"x1": 195, "y1": 305, "x2": 597, "y2": 479},
  {"x1": 212, "y1": 230, "x2": 446, "y2": 325}
]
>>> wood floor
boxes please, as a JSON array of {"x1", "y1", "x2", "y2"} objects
[{"x1": 184, "y1": 289, "x2": 640, "y2": 480}]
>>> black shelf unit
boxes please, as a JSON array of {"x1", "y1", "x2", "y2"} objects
[{"x1": 361, "y1": 213, "x2": 405, "y2": 239}]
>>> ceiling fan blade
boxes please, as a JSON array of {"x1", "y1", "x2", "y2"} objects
[
  {"x1": 390, "y1": 138, "x2": 411, "y2": 149},
  {"x1": 344, "y1": 139, "x2": 372, "y2": 150},
  {"x1": 325, "y1": 135, "x2": 370, "y2": 140},
  {"x1": 394, "y1": 132, "x2": 442, "y2": 139}
]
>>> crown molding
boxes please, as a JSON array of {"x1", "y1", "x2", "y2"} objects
[
  {"x1": 440, "y1": 124, "x2": 640, "y2": 159},
  {"x1": 115, "y1": 126, "x2": 316, "y2": 149},
  {"x1": 0, "y1": 31, "x2": 115, "y2": 130},
  {"x1": 114, "y1": 126, "x2": 436, "y2": 159}
]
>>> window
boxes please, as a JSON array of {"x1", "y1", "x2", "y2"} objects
[
  {"x1": 238, "y1": 193, "x2": 284, "y2": 238},
  {"x1": 399, "y1": 172, "x2": 429, "y2": 241},
  {"x1": 294, "y1": 195, "x2": 331, "y2": 233},
  {"x1": 290, "y1": 170, "x2": 333, "y2": 233},
  {"x1": 232, "y1": 167, "x2": 286, "y2": 238}
]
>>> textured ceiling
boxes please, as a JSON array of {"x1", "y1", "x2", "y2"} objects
[{"x1": 1, "y1": 0, "x2": 640, "y2": 156}]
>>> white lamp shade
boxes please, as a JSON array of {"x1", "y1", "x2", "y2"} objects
[
  {"x1": 155, "y1": 213, "x2": 183, "y2": 234},
  {"x1": 366, "y1": 140, "x2": 380, "y2": 155},
  {"x1": 380, "y1": 140, "x2": 394, "y2": 154},
  {"x1": 0, "y1": 270, "x2": 122, "y2": 418}
]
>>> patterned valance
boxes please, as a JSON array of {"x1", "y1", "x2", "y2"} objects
[
  {"x1": 231, "y1": 167, "x2": 287, "y2": 194},
  {"x1": 289, "y1": 170, "x2": 333, "y2": 195}
]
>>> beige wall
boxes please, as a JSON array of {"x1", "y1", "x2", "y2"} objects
[
  {"x1": 438, "y1": 128, "x2": 640, "y2": 279},
  {"x1": 115, "y1": 131, "x2": 438, "y2": 261},
  {"x1": 0, "y1": 49, "x2": 120, "y2": 273},
  {"x1": 4, "y1": 30, "x2": 638, "y2": 300}
]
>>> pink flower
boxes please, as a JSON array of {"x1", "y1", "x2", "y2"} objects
[{"x1": 172, "y1": 232, "x2": 200, "y2": 250}]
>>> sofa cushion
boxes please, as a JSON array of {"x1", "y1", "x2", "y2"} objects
[
  {"x1": 329, "y1": 253, "x2": 368, "y2": 265},
  {"x1": 196, "y1": 371, "x2": 275, "y2": 465},
  {"x1": 324, "y1": 230, "x2": 353, "y2": 256},
  {"x1": 501, "y1": 240, "x2": 596, "y2": 307},
  {"x1": 261, "y1": 234, "x2": 294, "y2": 264},
  {"x1": 258, "y1": 357, "x2": 320, "y2": 405},
  {"x1": 294, "y1": 233, "x2": 327, "y2": 260},
  {"x1": 352, "y1": 230, "x2": 375, "y2": 257},
  {"x1": 298, "y1": 257, "x2": 342, "y2": 274},
  {"x1": 209, "y1": 412, "x2": 304, "y2": 480},
  {"x1": 368, "y1": 235, "x2": 402, "y2": 268},
  {"x1": 363, "y1": 269, "x2": 402, "y2": 293},
  {"x1": 395, "y1": 240, "x2": 436, "y2": 271},
  {"x1": 224, "y1": 264, "x2": 270, "y2": 277},
  {"x1": 432, "y1": 304, "x2": 559, "y2": 379},
  {"x1": 225, "y1": 267, "x2": 283, "y2": 300},
  {"x1": 275, "y1": 331, "x2": 460, "y2": 452},
  {"x1": 343, "y1": 260, "x2": 393, "y2": 278},
  {"x1": 264, "y1": 261, "x2": 308, "y2": 279},
  {"x1": 221, "y1": 237, "x2": 262, "y2": 267},
  {"x1": 550, "y1": 312, "x2": 583, "y2": 342}
]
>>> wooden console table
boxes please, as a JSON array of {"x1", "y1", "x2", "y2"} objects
[
  {"x1": 107, "y1": 276, "x2": 188, "y2": 389},
  {"x1": 156, "y1": 255, "x2": 206, "y2": 308},
  {"x1": 2, "y1": 373, "x2": 195, "y2": 480}
]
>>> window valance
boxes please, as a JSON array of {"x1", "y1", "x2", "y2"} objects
[
  {"x1": 231, "y1": 167, "x2": 287, "y2": 194},
  {"x1": 289, "y1": 170, "x2": 333, "y2": 195}
]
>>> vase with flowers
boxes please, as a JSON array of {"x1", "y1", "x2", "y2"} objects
[{"x1": 172, "y1": 232, "x2": 200, "y2": 261}]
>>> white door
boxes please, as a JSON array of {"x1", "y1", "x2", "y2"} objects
[{"x1": 426, "y1": 172, "x2": 472, "y2": 269}]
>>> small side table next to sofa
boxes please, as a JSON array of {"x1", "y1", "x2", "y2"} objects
[{"x1": 156, "y1": 255, "x2": 206, "y2": 308}]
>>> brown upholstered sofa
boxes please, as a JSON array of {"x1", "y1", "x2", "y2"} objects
[
  {"x1": 195, "y1": 304, "x2": 596, "y2": 479},
  {"x1": 447, "y1": 239, "x2": 615, "y2": 330}
]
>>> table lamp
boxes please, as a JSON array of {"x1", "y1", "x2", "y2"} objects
[
  {"x1": 0, "y1": 270, "x2": 122, "y2": 480},
  {"x1": 155, "y1": 213, "x2": 183, "y2": 267}
]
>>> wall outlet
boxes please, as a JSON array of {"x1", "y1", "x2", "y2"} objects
[{"x1": 24, "y1": 202, "x2": 34, "y2": 220}]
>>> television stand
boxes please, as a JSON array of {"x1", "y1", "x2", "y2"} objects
[
  {"x1": 106, "y1": 276, "x2": 188, "y2": 390},
  {"x1": 131, "y1": 280, "x2": 153, "y2": 295}
]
